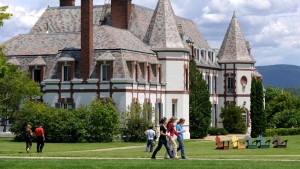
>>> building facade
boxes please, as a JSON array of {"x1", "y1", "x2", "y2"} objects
[{"x1": 1, "y1": 0, "x2": 262, "y2": 138}]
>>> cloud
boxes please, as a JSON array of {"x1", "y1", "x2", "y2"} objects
[{"x1": 0, "y1": 2, "x2": 44, "y2": 43}]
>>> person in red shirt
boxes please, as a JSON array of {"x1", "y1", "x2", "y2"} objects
[
  {"x1": 35, "y1": 124, "x2": 45, "y2": 153},
  {"x1": 164, "y1": 116, "x2": 180, "y2": 159}
]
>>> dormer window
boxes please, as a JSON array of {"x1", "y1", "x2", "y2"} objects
[
  {"x1": 96, "y1": 51, "x2": 115, "y2": 83},
  {"x1": 28, "y1": 56, "x2": 46, "y2": 83}
]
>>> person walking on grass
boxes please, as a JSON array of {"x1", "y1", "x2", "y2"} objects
[
  {"x1": 144, "y1": 126, "x2": 155, "y2": 152},
  {"x1": 25, "y1": 124, "x2": 33, "y2": 153},
  {"x1": 151, "y1": 117, "x2": 174, "y2": 159},
  {"x1": 164, "y1": 116, "x2": 180, "y2": 159},
  {"x1": 176, "y1": 118, "x2": 187, "y2": 159},
  {"x1": 35, "y1": 124, "x2": 45, "y2": 153}
]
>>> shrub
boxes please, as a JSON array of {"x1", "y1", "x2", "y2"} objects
[
  {"x1": 10, "y1": 98, "x2": 120, "y2": 143},
  {"x1": 265, "y1": 128, "x2": 300, "y2": 137},
  {"x1": 208, "y1": 127, "x2": 228, "y2": 135},
  {"x1": 220, "y1": 104, "x2": 247, "y2": 134},
  {"x1": 122, "y1": 103, "x2": 154, "y2": 142}
]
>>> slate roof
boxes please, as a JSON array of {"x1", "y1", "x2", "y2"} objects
[
  {"x1": 96, "y1": 51, "x2": 115, "y2": 61},
  {"x1": 2, "y1": 33, "x2": 80, "y2": 55},
  {"x1": 143, "y1": 0, "x2": 185, "y2": 49},
  {"x1": 218, "y1": 13, "x2": 256, "y2": 63},
  {"x1": 2, "y1": 26, "x2": 154, "y2": 56},
  {"x1": 25, "y1": 4, "x2": 210, "y2": 49},
  {"x1": 6, "y1": 57, "x2": 20, "y2": 66},
  {"x1": 254, "y1": 69, "x2": 263, "y2": 78},
  {"x1": 28, "y1": 56, "x2": 47, "y2": 65}
]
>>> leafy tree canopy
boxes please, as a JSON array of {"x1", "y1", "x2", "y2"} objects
[{"x1": 0, "y1": 5, "x2": 12, "y2": 27}]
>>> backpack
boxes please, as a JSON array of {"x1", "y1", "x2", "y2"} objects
[{"x1": 25, "y1": 130, "x2": 31, "y2": 139}]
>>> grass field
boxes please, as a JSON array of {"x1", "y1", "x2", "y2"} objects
[{"x1": 1, "y1": 135, "x2": 300, "y2": 169}]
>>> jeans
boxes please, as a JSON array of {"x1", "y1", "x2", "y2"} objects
[
  {"x1": 36, "y1": 136, "x2": 44, "y2": 153},
  {"x1": 151, "y1": 139, "x2": 174, "y2": 158},
  {"x1": 146, "y1": 139, "x2": 153, "y2": 152},
  {"x1": 177, "y1": 137, "x2": 186, "y2": 158}
]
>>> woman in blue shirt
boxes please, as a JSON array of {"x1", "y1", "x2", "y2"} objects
[{"x1": 176, "y1": 118, "x2": 187, "y2": 159}]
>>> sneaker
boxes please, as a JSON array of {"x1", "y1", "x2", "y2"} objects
[
  {"x1": 164, "y1": 157, "x2": 170, "y2": 159},
  {"x1": 26, "y1": 148, "x2": 29, "y2": 153},
  {"x1": 151, "y1": 157, "x2": 156, "y2": 159}
]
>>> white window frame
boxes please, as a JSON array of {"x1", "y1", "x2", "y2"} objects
[
  {"x1": 62, "y1": 65, "x2": 71, "y2": 82},
  {"x1": 101, "y1": 64, "x2": 110, "y2": 82}
]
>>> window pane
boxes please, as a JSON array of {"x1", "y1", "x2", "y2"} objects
[
  {"x1": 139, "y1": 63, "x2": 144, "y2": 78},
  {"x1": 102, "y1": 65, "x2": 110, "y2": 81},
  {"x1": 227, "y1": 77, "x2": 234, "y2": 93},
  {"x1": 63, "y1": 66, "x2": 71, "y2": 81},
  {"x1": 33, "y1": 69, "x2": 41, "y2": 83}
]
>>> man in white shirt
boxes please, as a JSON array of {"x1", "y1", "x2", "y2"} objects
[{"x1": 144, "y1": 126, "x2": 155, "y2": 152}]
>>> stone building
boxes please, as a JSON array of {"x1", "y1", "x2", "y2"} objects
[{"x1": 1, "y1": 0, "x2": 262, "y2": 137}]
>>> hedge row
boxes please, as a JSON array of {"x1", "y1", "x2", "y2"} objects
[
  {"x1": 265, "y1": 128, "x2": 300, "y2": 137},
  {"x1": 207, "y1": 127, "x2": 228, "y2": 135},
  {"x1": 10, "y1": 99, "x2": 120, "y2": 143}
]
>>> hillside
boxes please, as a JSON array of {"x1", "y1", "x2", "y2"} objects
[{"x1": 256, "y1": 64, "x2": 300, "y2": 87}]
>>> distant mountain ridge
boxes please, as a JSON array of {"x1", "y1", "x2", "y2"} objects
[{"x1": 256, "y1": 64, "x2": 300, "y2": 87}]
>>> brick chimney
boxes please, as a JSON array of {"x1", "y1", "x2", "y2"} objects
[
  {"x1": 81, "y1": 0, "x2": 93, "y2": 81},
  {"x1": 60, "y1": 0, "x2": 75, "y2": 6},
  {"x1": 111, "y1": 0, "x2": 132, "y2": 29}
]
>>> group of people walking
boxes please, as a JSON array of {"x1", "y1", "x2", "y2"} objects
[
  {"x1": 145, "y1": 116, "x2": 186, "y2": 159},
  {"x1": 24, "y1": 124, "x2": 45, "y2": 153}
]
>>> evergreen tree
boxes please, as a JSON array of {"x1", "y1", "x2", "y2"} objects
[
  {"x1": 250, "y1": 77, "x2": 266, "y2": 137},
  {"x1": 189, "y1": 59, "x2": 211, "y2": 138}
]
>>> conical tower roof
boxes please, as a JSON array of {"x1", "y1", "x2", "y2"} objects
[
  {"x1": 218, "y1": 12, "x2": 256, "y2": 63},
  {"x1": 144, "y1": 0, "x2": 185, "y2": 50}
]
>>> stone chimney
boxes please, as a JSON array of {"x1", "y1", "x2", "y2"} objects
[
  {"x1": 111, "y1": 0, "x2": 132, "y2": 29},
  {"x1": 60, "y1": 0, "x2": 75, "y2": 6},
  {"x1": 81, "y1": 0, "x2": 93, "y2": 82}
]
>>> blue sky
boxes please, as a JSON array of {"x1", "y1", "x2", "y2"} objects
[{"x1": 0, "y1": 0, "x2": 300, "y2": 66}]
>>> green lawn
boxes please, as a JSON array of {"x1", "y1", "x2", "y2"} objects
[{"x1": 1, "y1": 135, "x2": 300, "y2": 169}]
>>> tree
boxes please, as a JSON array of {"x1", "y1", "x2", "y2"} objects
[
  {"x1": 220, "y1": 104, "x2": 246, "y2": 134},
  {"x1": 266, "y1": 91, "x2": 300, "y2": 125},
  {"x1": 0, "y1": 64, "x2": 42, "y2": 128},
  {"x1": 270, "y1": 109, "x2": 300, "y2": 128},
  {"x1": 0, "y1": 5, "x2": 13, "y2": 78},
  {"x1": 0, "y1": 6, "x2": 13, "y2": 27},
  {"x1": 265, "y1": 85, "x2": 282, "y2": 105},
  {"x1": 189, "y1": 59, "x2": 211, "y2": 138},
  {"x1": 122, "y1": 103, "x2": 154, "y2": 142},
  {"x1": 250, "y1": 78, "x2": 266, "y2": 137}
]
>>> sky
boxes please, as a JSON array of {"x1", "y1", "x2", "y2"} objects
[{"x1": 0, "y1": 0, "x2": 300, "y2": 66}]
